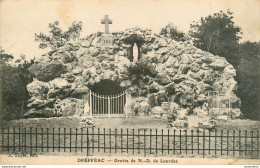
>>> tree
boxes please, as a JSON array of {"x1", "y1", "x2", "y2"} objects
[
  {"x1": 160, "y1": 23, "x2": 188, "y2": 42},
  {"x1": 236, "y1": 41, "x2": 260, "y2": 120},
  {"x1": 0, "y1": 50, "x2": 33, "y2": 120},
  {"x1": 189, "y1": 10, "x2": 260, "y2": 120},
  {"x1": 0, "y1": 48, "x2": 14, "y2": 64},
  {"x1": 35, "y1": 21, "x2": 82, "y2": 50},
  {"x1": 189, "y1": 10, "x2": 241, "y2": 66}
]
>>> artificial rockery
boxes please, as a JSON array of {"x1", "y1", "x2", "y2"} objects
[{"x1": 26, "y1": 27, "x2": 242, "y2": 128}]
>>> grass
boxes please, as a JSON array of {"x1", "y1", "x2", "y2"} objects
[{"x1": 1, "y1": 116, "x2": 260, "y2": 130}]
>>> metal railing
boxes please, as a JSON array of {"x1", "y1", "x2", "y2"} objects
[{"x1": 0, "y1": 127, "x2": 259, "y2": 158}]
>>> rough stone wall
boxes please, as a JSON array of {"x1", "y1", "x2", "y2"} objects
[{"x1": 25, "y1": 27, "x2": 241, "y2": 119}]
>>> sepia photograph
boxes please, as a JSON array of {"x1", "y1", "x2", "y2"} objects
[{"x1": 0, "y1": 0, "x2": 259, "y2": 166}]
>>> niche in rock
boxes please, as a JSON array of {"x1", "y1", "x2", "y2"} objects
[
  {"x1": 89, "y1": 79, "x2": 125, "y2": 95},
  {"x1": 123, "y1": 34, "x2": 145, "y2": 62}
]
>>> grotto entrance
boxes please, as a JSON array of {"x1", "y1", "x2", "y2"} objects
[
  {"x1": 87, "y1": 80, "x2": 127, "y2": 117},
  {"x1": 90, "y1": 79, "x2": 125, "y2": 95},
  {"x1": 123, "y1": 34, "x2": 145, "y2": 62}
]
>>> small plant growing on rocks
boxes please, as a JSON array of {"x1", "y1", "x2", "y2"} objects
[{"x1": 127, "y1": 60, "x2": 157, "y2": 86}]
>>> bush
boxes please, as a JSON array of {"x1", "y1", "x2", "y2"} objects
[
  {"x1": 0, "y1": 62, "x2": 33, "y2": 120},
  {"x1": 127, "y1": 60, "x2": 157, "y2": 86},
  {"x1": 160, "y1": 23, "x2": 188, "y2": 42}
]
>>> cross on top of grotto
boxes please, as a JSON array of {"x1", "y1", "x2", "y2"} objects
[{"x1": 101, "y1": 15, "x2": 112, "y2": 34}]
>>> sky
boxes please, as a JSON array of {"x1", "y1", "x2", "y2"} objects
[{"x1": 0, "y1": 0, "x2": 260, "y2": 60}]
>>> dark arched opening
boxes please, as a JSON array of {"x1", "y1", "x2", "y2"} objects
[
  {"x1": 88, "y1": 79, "x2": 126, "y2": 116},
  {"x1": 123, "y1": 34, "x2": 145, "y2": 62},
  {"x1": 89, "y1": 79, "x2": 125, "y2": 95}
]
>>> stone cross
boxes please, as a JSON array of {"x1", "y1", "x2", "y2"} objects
[{"x1": 101, "y1": 15, "x2": 112, "y2": 34}]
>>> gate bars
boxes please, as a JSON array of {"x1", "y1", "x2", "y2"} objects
[{"x1": 86, "y1": 90, "x2": 127, "y2": 117}]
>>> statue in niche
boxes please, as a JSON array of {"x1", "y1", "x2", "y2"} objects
[
  {"x1": 123, "y1": 34, "x2": 145, "y2": 62},
  {"x1": 133, "y1": 43, "x2": 138, "y2": 62}
]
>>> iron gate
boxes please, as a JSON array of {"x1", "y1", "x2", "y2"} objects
[{"x1": 84, "y1": 90, "x2": 127, "y2": 117}]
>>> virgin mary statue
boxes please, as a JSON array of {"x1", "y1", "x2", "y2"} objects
[{"x1": 133, "y1": 43, "x2": 138, "y2": 62}]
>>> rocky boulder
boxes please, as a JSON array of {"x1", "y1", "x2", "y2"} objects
[
  {"x1": 155, "y1": 73, "x2": 171, "y2": 85},
  {"x1": 54, "y1": 98, "x2": 77, "y2": 117},
  {"x1": 52, "y1": 51, "x2": 77, "y2": 63},
  {"x1": 24, "y1": 108, "x2": 60, "y2": 118},
  {"x1": 71, "y1": 66, "x2": 83, "y2": 75},
  {"x1": 27, "y1": 98, "x2": 55, "y2": 109},
  {"x1": 149, "y1": 82, "x2": 160, "y2": 93},
  {"x1": 194, "y1": 107, "x2": 208, "y2": 118},
  {"x1": 170, "y1": 119, "x2": 188, "y2": 128},
  {"x1": 177, "y1": 109, "x2": 188, "y2": 120},
  {"x1": 29, "y1": 61, "x2": 66, "y2": 82},
  {"x1": 72, "y1": 86, "x2": 89, "y2": 98},
  {"x1": 198, "y1": 118, "x2": 216, "y2": 130},
  {"x1": 209, "y1": 57, "x2": 227, "y2": 70},
  {"x1": 230, "y1": 108, "x2": 244, "y2": 119},
  {"x1": 61, "y1": 73, "x2": 76, "y2": 83},
  {"x1": 27, "y1": 79, "x2": 49, "y2": 99},
  {"x1": 89, "y1": 47, "x2": 100, "y2": 57},
  {"x1": 216, "y1": 115, "x2": 230, "y2": 121},
  {"x1": 49, "y1": 78, "x2": 69, "y2": 90},
  {"x1": 151, "y1": 106, "x2": 164, "y2": 118},
  {"x1": 138, "y1": 101, "x2": 150, "y2": 115}
]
